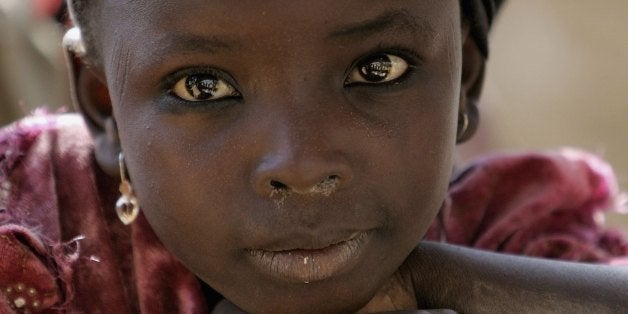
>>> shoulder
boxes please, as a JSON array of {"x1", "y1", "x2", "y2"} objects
[
  {"x1": 0, "y1": 113, "x2": 94, "y2": 190},
  {"x1": 0, "y1": 112, "x2": 93, "y2": 162},
  {"x1": 1, "y1": 113, "x2": 93, "y2": 175},
  {"x1": 1, "y1": 112, "x2": 95, "y2": 229},
  {"x1": 0, "y1": 113, "x2": 99, "y2": 313}
]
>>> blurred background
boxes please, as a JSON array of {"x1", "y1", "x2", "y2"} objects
[
  {"x1": 0, "y1": 0, "x2": 68, "y2": 124},
  {"x1": 1, "y1": 1, "x2": 627, "y2": 228},
  {"x1": 459, "y1": 0, "x2": 628, "y2": 229}
]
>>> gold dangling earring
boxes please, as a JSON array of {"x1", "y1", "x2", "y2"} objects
[
  {"x1": 456, "y1": 112, "x2": 469, "y2": 142},
  {"x1": 116, "y1": 153, "x2": 140, "y2": 225}
]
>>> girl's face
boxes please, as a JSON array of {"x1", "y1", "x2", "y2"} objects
[{"x1": 95, "y1": 0, "x2": 462, "y2": 311}]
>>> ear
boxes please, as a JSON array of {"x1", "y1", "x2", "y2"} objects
[
  {"x1": 457, "y1": 27, "x2": 486, "y2": 143},
  {"x1": 64, "y1": 28, "x2": 120, "y2": 178}
]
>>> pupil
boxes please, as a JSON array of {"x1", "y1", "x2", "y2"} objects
[
  {"x1": 360, "y1": 55, "x2": 392, "y2": 82},
  {"x1": 185, "y1": 75, "x2": 219, "y2": 99}
]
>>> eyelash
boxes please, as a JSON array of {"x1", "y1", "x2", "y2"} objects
[
  {"x1": 343, "y1": 45, "x2": 422, "y2": 88},
  {"x1": 165, "y1": 67, "x2": 239, "y2": 93},
  {"x1": 158, "y1": 45, "x2": 421, "y2": 111},
  {"x1": 160, "y1": 67, "x2": 242, "y2": 112}
]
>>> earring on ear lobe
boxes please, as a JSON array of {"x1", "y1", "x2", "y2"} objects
[
  {"x1": 116, "y1": 153, "x2": 140, "y2": 225},
  {"x1": 62, "y1": 27, "x2": 87, "y2": 57},
  {"x1": 457, "y1": 112, "x2": 469, "y2": 141}
]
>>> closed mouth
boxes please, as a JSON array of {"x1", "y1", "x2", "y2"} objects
[{"x1": 247, "y1": 231, "x2": 371, "y2": 284}]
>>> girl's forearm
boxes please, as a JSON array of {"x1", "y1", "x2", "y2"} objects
[{"x1": 409, "y1": 241, "x2": 628, "y2": 313}]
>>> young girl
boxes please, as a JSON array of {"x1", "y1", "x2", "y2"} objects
[{"x1": 1, "y1": 0, "x2": 627, "y2": 313}]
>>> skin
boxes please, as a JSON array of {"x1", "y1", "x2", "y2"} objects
[
  {"x1": 67, "y1": 1, "x2": 628, "y2": 313},
  {"x1": 74, "y1": 1, "x2": 474, "y2": 312}
]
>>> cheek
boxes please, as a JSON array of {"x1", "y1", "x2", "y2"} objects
[
  {"x1": 114, "y1": 109, "x2": 242, "y2": 268},
  {"x1": 364, "y1": 65, "x2": 459, "y2": 246},
  {"x1": 381, "y1": 97, "x2": 457, "y2": 246}
]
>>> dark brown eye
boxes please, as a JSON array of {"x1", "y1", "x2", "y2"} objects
[
  {"x1": 172, "y1": 74, "x2": 239, "y2": 101},
  {"x1": 346, "y1": 54, "x2": 409, "y2": 84}
]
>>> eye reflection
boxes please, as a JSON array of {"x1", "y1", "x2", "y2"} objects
[
  {"x1": 172, "y1": 73, "x2": 240, "y2": 102},
  {"x1": 347, "y1": 54, "x2": 409, "y2": 84}
]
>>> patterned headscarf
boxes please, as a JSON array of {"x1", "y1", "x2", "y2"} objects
[{"x1": 461, "y1": 0, "x2": 506, "y2": 57}]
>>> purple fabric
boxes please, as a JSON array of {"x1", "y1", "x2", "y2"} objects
[
  {"x1": 0, "y1": 114, "x2": 626, "y2": 313},
  {"x1": 0, "y1": 115, "x2": 208, "y2": 313},
  {"x1": 425, "y1": 150, "x2": 628, "y2": 262}
]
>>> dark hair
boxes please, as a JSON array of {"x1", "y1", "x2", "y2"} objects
[{"x1": 460, "y1": 0, "x2": 506, "y2": 57}]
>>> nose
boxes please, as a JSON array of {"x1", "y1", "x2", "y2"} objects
[{"x1": 252, "y1": 125, "x2": 354, "y2": 198}]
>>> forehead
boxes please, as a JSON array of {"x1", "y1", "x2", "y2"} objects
[
  {"x1": 96, "y1": 0, "x2": 460, "y2": 53},
  {"x1": 100, "y1": 0, "x2": 458, "y2": 22}
]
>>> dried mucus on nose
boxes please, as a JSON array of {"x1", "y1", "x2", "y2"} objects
[
  {"x1": 309, "y1": 175, "x2": 340, "y2": 196},
  {"x1": 268, "y1": 175, "x2": 340, "y2": 204}
]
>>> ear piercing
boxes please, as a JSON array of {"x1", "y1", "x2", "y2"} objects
[
  {"x1": 116, "y1": 153, "x2": 140, "y2": 225},
  {"x1": 62, "y1": 27, "x2": 87, "y2": 57}
]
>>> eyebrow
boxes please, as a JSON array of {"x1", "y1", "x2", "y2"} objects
[
  {"x1": 153, "y1": 33, "x2": 240, "y2": 56},
  {"x1": 328, "y1": 10, "x2": 435, "y2": 40}
]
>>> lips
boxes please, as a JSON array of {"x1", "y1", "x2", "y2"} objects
[{"x1": 247, "y1": 231, "x2": 371, "y2": 284}]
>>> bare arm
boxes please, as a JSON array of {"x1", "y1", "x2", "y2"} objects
[{"x1": 408, "y1": 241, "x2": 628, "y2": 313}]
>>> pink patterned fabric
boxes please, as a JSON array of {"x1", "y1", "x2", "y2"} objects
[
  {"x1": 0, "y1": 114, "x2": 626, "y2": 313},
  {"x1": 425, "y1": 150, "x2": 628, "y2": 262}
]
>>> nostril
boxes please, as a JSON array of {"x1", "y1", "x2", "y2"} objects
[
  {"x1": 269, "y1": 180, "x2": 291, "y2": 206},
  {"x1": 270, "y1": 180, "x2": 288, "y2": 190}
]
